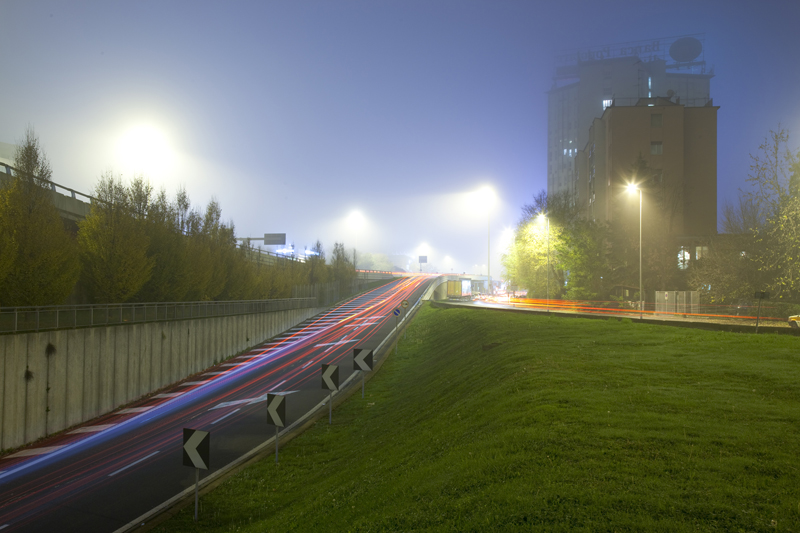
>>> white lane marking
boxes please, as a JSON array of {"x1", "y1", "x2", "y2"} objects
[
  {"x1": 246, "y1": 395, "x2": 269, "y2": 405},
  {"x1": 210, "y1": 399, "x2": 252, "y2": 410},
  {"x1": 301, "y1": 360, "x2": 314, "y2": 369},
  {"x1": 179, "y1": 381, "x2": 210, "y2": 387},
  {"x1": 68, "y1": 424, "x2": 116, "y2": 434},
  {"x1": 7, "y1": 446, "x2": 67, "y2": 458},
  {"x1": 118, "y1": 407, "x2": 154, "y2": 414},
  {"x1": 153, "y1": 392, "x2": 184, "y2": 398},
  {"x1": 0, "y1": 524, "x2": 8, "y2": 530},
  {"x1": 276, "y1": 380, "x2": 286, "y2": 387},
  {"x1": 211, "y1": 408, "x2": 240, "y2": 425},
  {"x1": 108, "y1": 450, "x2": 160, "y2": 477},
  {"x1": 315, "y1": 339, "x2": 360, "y2": 347}
]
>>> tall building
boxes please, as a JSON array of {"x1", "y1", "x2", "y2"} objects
[
  {"x1": 548, "y1": 35, "x2": 714, "y2": 199},
  {"x1": 575, "y1": 97, "x2": 718, "y2": 240}
]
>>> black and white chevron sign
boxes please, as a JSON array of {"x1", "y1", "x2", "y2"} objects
[
  {"x1": 321, "y1": 363, "x2": 339, "y2": 391},
  {"x1": 353, "y1": 349, "x2": 373, "y2": 372},
  {"x1": 266, "y1": 393, "x2": 287, "y2": 427},
  {"x1": 183, "y1": 428, "x2": 210, "y2": 470}
]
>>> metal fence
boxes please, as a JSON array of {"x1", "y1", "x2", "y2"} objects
[
  {"x1": 655, "y1": 291, "x2": 699, "y2": 315},
  {"x1": 292, "y1": 278, "x2": 391, "y2": 307},
  {"x1": 0, "y1": 298, "x2": 319, "y2": 334}
]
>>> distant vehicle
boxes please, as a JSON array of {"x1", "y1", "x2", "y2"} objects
[
  {"x1": 789, "y1": 315, "x2": 800, "y2": 329},
  {"x1": 446, "y1": 279, "x2": 472, "y2": 301}
]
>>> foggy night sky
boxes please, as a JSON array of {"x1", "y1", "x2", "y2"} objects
[{"x1": 2, "y1": 0, "x2": 799, "y2": 275}]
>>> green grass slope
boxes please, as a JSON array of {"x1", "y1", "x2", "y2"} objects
[{"x1": 157, "y1": 304, "x2": 800, "y2": 532}]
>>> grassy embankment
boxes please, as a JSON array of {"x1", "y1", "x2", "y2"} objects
[{"x1": 157, "y1": 304, "x2": 800, "y2": 532}]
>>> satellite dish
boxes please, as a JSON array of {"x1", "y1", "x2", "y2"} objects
[{"x1": 669, "y1": 37, "x2": 702, "y2": 63}]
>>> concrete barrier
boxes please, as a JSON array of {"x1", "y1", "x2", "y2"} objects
[{"x1": 0, "y1": 306, "x2": 326, "y2": 452}]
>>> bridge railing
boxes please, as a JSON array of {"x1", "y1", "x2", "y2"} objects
[{"x1": 0, "y1": 298, "x2": 319, "y2": 334}]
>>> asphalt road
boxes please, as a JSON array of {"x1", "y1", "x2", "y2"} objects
[{"x1": 0, "y1": 276, "x2": 432, "y2": 532}]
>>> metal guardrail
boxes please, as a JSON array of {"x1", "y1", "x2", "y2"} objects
[{"x1": 0, "y1": 298, "x2": 319, "y2": 334}]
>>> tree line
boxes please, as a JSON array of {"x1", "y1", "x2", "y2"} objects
[
  {"x1": 0, "y1": 128, "x2": 356, "y2": 307},
  {"x1": 502, "y1": 127, "x2": 800, "y2": 310}
]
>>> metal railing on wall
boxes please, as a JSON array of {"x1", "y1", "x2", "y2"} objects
[{"x1": 0, "y1": 298, "x2": 319, "y2": 334}]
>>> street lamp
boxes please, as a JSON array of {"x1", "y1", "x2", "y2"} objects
[
  {"x1": 537, "y1": 213, "x2": 549, "y2": 312},
  {"x1": 474, "y1": 185, "x2": 496, "y2": 296},
  {"x1": 626, "y1": 183, "x2": 643, "y2": 319}
]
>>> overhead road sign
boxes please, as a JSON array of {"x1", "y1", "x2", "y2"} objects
[
  {"x1": 353, "y1": 349, "x2": 374, "y2": 372},
  {"x1": 264, "y1": 233, "x2": 286, "y2": 245},
  {"x1": 183, "y1": 428, "x2": 210, "y2": 470}
]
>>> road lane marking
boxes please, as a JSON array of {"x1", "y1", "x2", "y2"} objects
[
  {"x1": 6, "y1": 446, "x2": 67, "y2": 458},
  {"x1": 118, "y1": 407, "x2": 154, "y2": 414},
  {"x1": 210, "y1": 399, "x2": 252, "y2": 410},
  {"x1": 0, "y1": 524, "x2": 8, "y2": 530},
  {"x1": 315, "y1": 339, "x2": 360, "y2": 347},
  {"x1": 211, "y1": 408, "x2": 240, "y2": 425},
  {"x1": 179, "y1": 381, "x2": 210, "y2": 387},
  {"x1": 301, "y1": 360, "x2": 314, "y2": 369},
  {"x1": 68, "y1": 424, "x2": 116, "y2": 434},
  {"x1": 153, "y1": 392, "x2": 184, "y2": 398},
  {"x1": 108, "y1": 451, "x2": 160, "y2": 477}
]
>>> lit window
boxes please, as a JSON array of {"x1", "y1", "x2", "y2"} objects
[
  {"x1": 602, "y1": 99, "x2": 613, "y2": 110},
  {"x1": 678, "y1": 247, "x2": 690, "y2": 270},
  {"x1": 651, "y1": 114, "x2": 662, "y2": 127},
  {"x1": 563, "y1": 148, "x2": 567, "y2": 156},
  {"x1": 648, "y1": 76, "x2": 652, "y2": 98},
  {"x1": 695, "y1": 246, "x2": 709, "y2": 260},
  {"x1": 650, "y1": 141, "x2": 663, "y2": 155}
]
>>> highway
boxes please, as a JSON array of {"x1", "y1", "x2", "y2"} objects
[{"x1": 0, "y1": 275, "x2": 433, "y2": 532}]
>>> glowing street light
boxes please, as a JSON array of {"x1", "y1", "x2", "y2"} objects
[
  {"x1": 537, "y1": 213, "x2": 550, "y2": 312},
  {"x1": 626, "y1": 183, "x2": 643, "y2": 319},
  {"x1": 474, "y1": 185, "x2": 496, "y2": 295}
]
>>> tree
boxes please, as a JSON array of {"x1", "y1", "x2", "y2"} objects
[
  {"x1": 0, "y1": 127, "x2": 80, "y2": 305},
  {"x1": 0, "y1": 187, "x2": 16, "y2": 294},
  {"x1": 742, "y1": 128, "x2": 800, "y2": 299},
  {"x1": 688, "y1": 197, "x2": 768, "y2": 303},
  {"x1": 134, "y1": 187, "x2": 192, "y2": 302},
  {"x1": 330, "y1": 242, "x2": 355, "y2": 285},
  {"x1": 77, "y1": 172, "x2": 154, "y2": 302}
]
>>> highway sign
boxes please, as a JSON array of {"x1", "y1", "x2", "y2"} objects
[
  {"x1": 321, "y1": 364, "x2": 339, "y2": 391},
  {"x1": 353, "y1": 348, "x2": 374, "y2": 371},
  {"x1": 263, "y1": 233, "x2": 286, "y2": 245},
  {"x1": 183, "y1": 428, "x2": 210, "y2": 470},
  {"x1": 393, "y1": 308, "x2": 401, "y2": 316},
  {"x1": 266, "y1": 393, "x2": 287, "y2": 427},
  {"x1": 401, "y1": 299, "x2": 409, "y2": 309}
]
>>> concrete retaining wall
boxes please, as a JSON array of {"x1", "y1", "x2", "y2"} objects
[{"x1": 0, "y1": 306, "x2": 326, "y2": 451}]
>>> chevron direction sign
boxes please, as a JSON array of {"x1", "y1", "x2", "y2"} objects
[
  {"x1": 353, "y1": 348, "x2": 374, "y2": 372},
  {"x1": 321, "y1": 363, "x2": 339, "y2": 391},
  {"x1": 183, "y1": 428, "x2": 210, "y2": 470},
  {"x1": 266, "y1": 392, "x2": 296, "y2": 427}
]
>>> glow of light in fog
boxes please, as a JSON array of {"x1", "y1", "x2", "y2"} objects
[
  {"x1": 347, "y1": 209, "x2": 367, "y2": 230},
  {"x1": 115, "y1": 123, "x2": 176, "y2": 179}
]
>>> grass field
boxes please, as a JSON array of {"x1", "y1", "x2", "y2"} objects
[{"x1": 156, "y1": 304, "x2": 800, "y2": 532}]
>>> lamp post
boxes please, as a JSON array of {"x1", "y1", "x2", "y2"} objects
[
  {"x1": 537, "y1": 213, "x2": 550, "y2": 312},
  {"x1": 627, "y1": 184, "x2": 643, "y2": 319}
]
